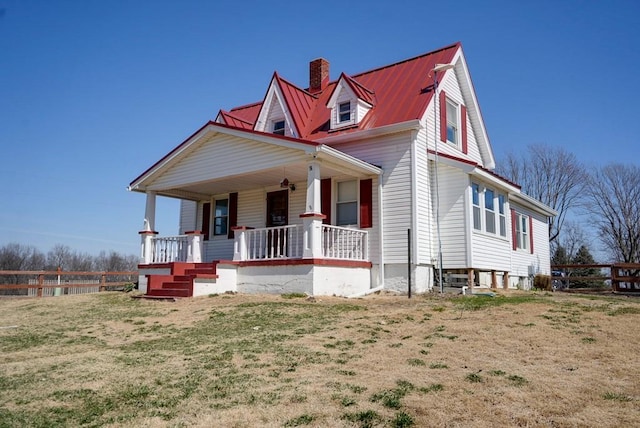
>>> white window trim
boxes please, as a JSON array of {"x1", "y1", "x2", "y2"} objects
[
  {"x1": 514, "y1": 211, "x2": 530, "y2": 251},
  {"x1": 335, "y1": 178, "x2": 359, "y2": 227},
  {"x1": 446, "y1": 98, "x2": 459, "y2": 147},
  {"x1": 471, "y1": 182, "x2": 507, "y2": 240},
  {"x1": 212, "y1": 195, "x2": 229, "y2": 239},
  {"x1": 272, "y1": 119, "x2": 285, "y2": 136}
]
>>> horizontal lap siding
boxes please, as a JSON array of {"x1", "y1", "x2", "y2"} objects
[
  {"x1": 509, "y1": 204, "x2": 551, "y2": 277},
  {"x1": 147, "y1": 135, "x2": 308, "y2": 189},
  {"x1": 179, "y1": 200, "x2": 197, "y2": 234},
  {"x1": 436, "y1": 164, "x2": 467, "y2": 268},
  {"x1": 331, "y1": 132, "x2": 411, "y2": 264},
  {"x1": 423, "y1": 73, "x2": 483, "y2": 166},
  {"x1": 471, "y1": 232, "x2": 511, "y2": 271},
  {"x1": 415, "y1": 126, "x2": 433, "y2": 264}
]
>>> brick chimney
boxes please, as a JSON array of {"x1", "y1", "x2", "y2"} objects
[{"x1": 309, "y1": 58, "x2": 329, "y2": 94}]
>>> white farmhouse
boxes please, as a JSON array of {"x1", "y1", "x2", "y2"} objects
[{"x1": 129, "y1": 42, "x2": 556, "y2": 298}]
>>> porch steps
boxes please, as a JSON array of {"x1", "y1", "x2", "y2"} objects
[{"x1": 146, "y1": 262, "x2": 218, "y2": 298}]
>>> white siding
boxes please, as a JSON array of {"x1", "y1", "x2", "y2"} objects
[
  {"x1": 331, "y1": 132, "x2": 412, "y2": 264},
  {"x1": 422, "y1": 72, "x2": 484, "y2": 166},
  {"x1": 435, "y1": 164, "x2": 468, "y2": 268},
  {"x1": 179, "y1": 200, "x2": 197, "y2": 234},
  {"x1": 509, "y1": 204, "x2": 551, "y2": 278},
  {"x1": 147, "y1": 135, "x2": 308, "y2": 190},
  {"x1": 415, "y1": 126, "x2": 434, "y2": 264}
]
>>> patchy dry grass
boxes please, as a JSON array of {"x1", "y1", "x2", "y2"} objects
[{"x1": 1, "y1": 290, "x2": 639, "y2": 427}]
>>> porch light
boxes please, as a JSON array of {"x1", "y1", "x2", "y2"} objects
[{"x1": 280, "y1": 178, "x2": 289, "y2": 188}]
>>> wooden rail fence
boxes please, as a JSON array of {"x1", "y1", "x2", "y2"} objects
[
  {"x1": 0, "y1": 270, "x2": 138, "y2": 297},
  {"x1": 551, "y1": 263, "x2": 640, "y2": 292}
]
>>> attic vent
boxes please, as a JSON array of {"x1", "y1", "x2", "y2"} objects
[{"x1": 309, "y1": 58, "x2": 329, "y2": 94}]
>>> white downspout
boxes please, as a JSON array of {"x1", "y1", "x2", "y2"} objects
[{"x1": 377, "y1": 171, "x2": 385, "y2": 288}]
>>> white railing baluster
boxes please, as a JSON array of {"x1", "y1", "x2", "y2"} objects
[{"x1": 321, "y1": 225, "x2": 368, "y2": 261}]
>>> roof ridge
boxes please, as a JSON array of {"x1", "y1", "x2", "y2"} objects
[
  {"x1": 341, "y1": 72, "x2": 375, "y2": 95},
  {"x1": 351, "y1": 42, "x2": 460, "y2": 78},
  {"x1": 275, "y1": 73, "x2": 319, "y2": 99}
]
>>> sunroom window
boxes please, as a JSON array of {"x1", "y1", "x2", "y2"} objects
[
  {"x1": 472, "y1": 183, "x2": 481, "y2": 231},
  {"x1": 515, "y1": 212, "x2": 529, "y2": 251}
]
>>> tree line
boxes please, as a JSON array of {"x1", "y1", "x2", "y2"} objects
[
  {"x1": 497, "y1": 144, "x2": 640, "y2": 265},
  {"x1": 0, "y1": 243, "x2": 138, "y2": 273}
]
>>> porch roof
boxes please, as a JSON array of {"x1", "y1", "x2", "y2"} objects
[{"x1": 128, "y1": 121, "x2": 381, "y2": 201}]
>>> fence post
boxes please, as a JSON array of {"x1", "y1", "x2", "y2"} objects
[
  {"x1": 100, "y1": 273, "x2": 106, "y2": 292},
  {"x1": 37, "y1": 273, "x2": 44, "y2": 297}
]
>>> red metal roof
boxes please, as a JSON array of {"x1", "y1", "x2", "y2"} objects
[
  {"x1": 218, "y1": 110, "x2": 254, "y2": 129},
  {"x1": 219, "y1": 43, "x2": 460, "y2": 141}
]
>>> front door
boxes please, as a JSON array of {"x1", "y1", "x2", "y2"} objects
[
  {"x1": 266, "y1": 190, "x2": 288, "y2": 227},
  {"x1": 266, "y1": 190, "x2": 288, "y2": 257}
]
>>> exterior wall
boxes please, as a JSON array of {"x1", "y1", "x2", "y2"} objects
[
  {"x1": 331, "y1": 132, "x2": 412, "y2": 266},
  {"x1": 414, "y1": 126, "x2": 434, "y2": 265},
  {"x1": 434, "y1": 163, "x2": 468, "y2": 268},
  {"x1": 179, "y1": 200, "x2": 197, "y2": 234},
  {"x1": 510, "y1": 203, "x2": 551, "y2": 280},
  {"x1": 199, "y1": 186, "x2": 304, "y2": 262},
  {"x1": 383, "y1": 264, "x2": 433, "y2": 294},
  {"x1": 423, "y1": 73, "x2": 483, "y2": 166}
]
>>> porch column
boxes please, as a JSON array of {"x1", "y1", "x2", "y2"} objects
[
  {"x1": 302, "y1": 160, "x2": 325, "y2": 258},
  {"x1": 232, "y1": 226, "x2": 252, "y2": 261},
  {"x1": 144, "y1": 191, "x2": 157, "y2": 232},
  {"x1": 185, "y1": 231, "x2": 203, "y2": 263}
]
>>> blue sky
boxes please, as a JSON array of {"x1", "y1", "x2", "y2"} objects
[{"x1": 1, "y1": 0, "x2": 639, "y2": 257}]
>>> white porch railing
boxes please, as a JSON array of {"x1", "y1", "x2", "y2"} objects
[
  {"x1": 244, "y1": 225, "x2": 303, "y2": 260},
  {"x1": 322, "y1": 225, "x2": 368, "y2": 261},
  {"x1": 151, "y1": 235, "x2": 189, "y2": 263},
  {"x1": 140, "y1": 231, "x2": 203, "y2": 264}
]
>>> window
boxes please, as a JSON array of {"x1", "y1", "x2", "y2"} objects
[
  {"x1": 472, "y1": 183, "x2": 481, "y2": 231},
  {"x1": 471, "y1": 183, "x2": 506, "y2": 237},
  {"x1": 515, "y1": 212, "x2": 529, "y2": 250},
  {"x1": 336, "y1": 180, "x2": 357, "y2": 226},
  {"x1": 484, "y1": 188, "x2": 496, "y2": 234},
  {"x1": 272, "y1": 120, "x2": 285, "y2": 135},
  {"x1": 446, "y1": 99, "x2": 458, "y2": 145},
  {"x1": 338, "y1": 101, "x2": 351, "y2": 123},
  {"x1": 498, "y1": 194, "x2": 506, "y2": 237},
  {"x1": 213, "y1": 199, "x2": 228, "y2": 236}
]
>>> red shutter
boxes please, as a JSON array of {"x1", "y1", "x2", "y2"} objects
[
  {"x1": 359, "y1": 179, "x2": 373, "y2": 228},
  {"x1": 321, "y1": 178, "x2": 332, "y2": 224},
  {"x1": 461, "y1": 105, "x2": 468, "y2": 154},
  {"x1": 511, "y1": 208, "x2": 517, "y2": 251},
  {"x1": 439, "y1": 90, "x2": 447, "y2": 142},
  {"x1": 202, "y1": 202, "x2": 211, "y2": 241},
  {"x1": 228, "y1": 192, "x2": 238, "y2": 239},
  {"x1": 529, "y1": 215, "x2": 534, "y2": 254}
]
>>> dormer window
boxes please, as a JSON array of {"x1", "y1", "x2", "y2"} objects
[
  {"x1": 273, "y1": 120, "x2": 285, "y2": 135},
  {"x1": 339, "y1": 101, "x2": 351, "y2": 123}
]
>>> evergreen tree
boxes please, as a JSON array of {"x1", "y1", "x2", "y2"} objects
[{"x1": 571, "y1": 245, "x2": 601, "y2": 287}]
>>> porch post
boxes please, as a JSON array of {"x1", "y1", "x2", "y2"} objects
[
  {"x1": 144, "y1": 191, "x2": 157, "y2": 232},
  {"x1": 185, "y1": 231, "x2": 203, "y2": 263},
  {"x1": 138, "y1": 230, "x2": 158, "y2": 264},
  {"x1": 301, "y1": 160, "x2": 325, "y2": 258},
  {"x1": 232, "y1": 226, "x2": 251, "y2": 261}
]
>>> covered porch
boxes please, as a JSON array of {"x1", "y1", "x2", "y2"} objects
[{"x1": 129, "y1": 123, "x2": 382, "y2": 297}]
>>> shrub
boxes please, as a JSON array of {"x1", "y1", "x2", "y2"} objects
[{"x1": 534, "y1": 274, "x2": 551, "y2": 291}]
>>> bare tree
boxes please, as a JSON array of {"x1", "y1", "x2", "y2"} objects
[
  {"x1": 585, "y1": 163, "x2": 640, "y2": 263},
  {"x1": 497, "y1": 144, "x2": 587, "y2": 242},
  {"x1": 552, "y1": 221, "x2": 589, "y2": 262},
  {"x1": 46, "y1": 244, "x2": 73, "y2": 271}
]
